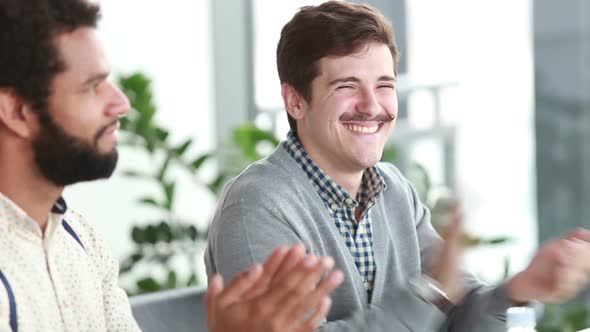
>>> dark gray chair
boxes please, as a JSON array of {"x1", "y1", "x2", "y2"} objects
[{"x1": 130, "y1": 286, "x2": 208, "y2": 332}]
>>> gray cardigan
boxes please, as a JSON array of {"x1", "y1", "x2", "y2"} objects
[{"x1": 205, "y1": 145, "x2": 513, "y2": 331}]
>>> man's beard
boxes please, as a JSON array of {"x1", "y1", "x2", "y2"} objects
[{"x1": 33, "y1": 112, "x2": 119, "y2": 187}]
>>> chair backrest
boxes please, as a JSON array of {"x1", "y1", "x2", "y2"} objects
[{"x1": 130, "y1": 286, "x2": 208, "y2": 332}]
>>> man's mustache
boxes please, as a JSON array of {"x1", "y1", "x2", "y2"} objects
[
  {"x1": 339, "y1": 112, "x2": 396, "y2": 122},
  {"x1": 94, "y1": 118, "x2": 119, "y2": 143}
]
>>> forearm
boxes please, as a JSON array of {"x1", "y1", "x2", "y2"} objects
[
  {"x1": 318, "y1": 286, "x2": 446, "y2": 332},
  {"x1": 317, "y1": 282, "x2": 516, "y2": 332},
  {"x1": 440, "y1": 283, "x2": 513, "y2": 332}
]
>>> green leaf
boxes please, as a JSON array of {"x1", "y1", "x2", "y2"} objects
[
  {"x1": 119, "y1": 252, "x2": 144, "y2": 274},
  {"x1": 486, "y1": 236, "x2": 513, "y2": 245},
  {"x1": 174, "y1": 139, "x2": 193, "y2": 157},
  {"x1": 187, "y1": 225, "x2": 198, "y2": 241},
  {"x1": 119, "y1": 73, "x2": 151, "y2": 98},
  {"x1": 502, "y1": 255, "x2": 510, "y2": 279},
  {"x1": 166, "y1": 271, "x2": 177, "y2": 289},
  {"x1": 163, "y1": 182, "x2": 176, "y2": 211},
  {"x1": 145, "y1": 140, "x2": 156, "y2": 153},
  {"x1": 138, "y1": 197, "x2": 160, "y2": 207},
  {"x1": 187, "y1": 273, "x2": 198, "y2": 286},
  {"x1": 154, "y1": 127, "x2": 169, "y2": 143},
  {"x1": 136, "y1": 277, "x2": 162, "y2": 293},
  {"x1": 408, "y1": 162, "x2": 431, "y2": 203},
  {"x1": 157, "y1": 157, "x2": 171, "y2": 182},
  {"x1": 464, "y1": 235, "x2": 512, "y2": 246},
  {"x1": 135, "y1": 105, "x2": 157, "y2": 133},
  {"x1": 191, "y1": 154, "x2": 211, "y2": 170},
  {"x1": 153, "y1": 253, "x2": 173, "y2": 265},
  {"x1": 120, "y1": 117, "x2": 131, "y2": 130},
  {"x1": 157, "y1": 222, "x2": 173, "y2": 242},
  {"x1": 122, "y1": 170, "x2": 150, "y2": 179},
  {"x1": 145, "y1": 225, "x2": 158, "y2": 244},
  {"x1": 208, "y1": 173, "x2": 228, "y2": 195},
  {"x1": 131, "y1": 226, "x2": 146, "y2": 244},
  {"x1": 563, "y1": 306, "x2": 590, "y2": 330},
  {"x1": 232, "y1": 124, "x2": 280, "y2": 161}
]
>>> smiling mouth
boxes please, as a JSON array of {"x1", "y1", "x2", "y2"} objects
[{"x1": 343, "y1": 123, "x2": 382, "y2": 134}]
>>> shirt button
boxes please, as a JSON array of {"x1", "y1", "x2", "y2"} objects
[
  {"x1": 364, "y1": 281, "x2": 371, "y2": 289},
  {"x1": 330, "y1": 204, "x2": 339, "y2": 211},
  {"x1": 344, "y1": 197, "x2": 354, "y2": 205}
]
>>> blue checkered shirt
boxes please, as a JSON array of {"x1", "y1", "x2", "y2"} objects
[{"x1": 283, "y1": 131, "x2": 387, "y2": 293}]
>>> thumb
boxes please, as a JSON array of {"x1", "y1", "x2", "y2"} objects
[
  {"x1": 216, "y1": 264, "x2": 263, "y2": 307},
  {"x1": 206, "y1": 274, "x2": 224, "y2": 328},
  {"x1": 442, "y1": 204, "x2": 464, "y2": 245},
  {"x1": 429, "y1": 203, "x2": 465, "y2": 294}
]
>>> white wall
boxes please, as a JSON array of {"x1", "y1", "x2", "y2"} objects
[
  {"x1": 406, "y1": 0, "x2": 537, "y2": 282},
  {"x1": 64, "y1": 0, "x2": 215, "y2": 273}
]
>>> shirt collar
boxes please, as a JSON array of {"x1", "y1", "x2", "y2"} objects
[
  {"x1": 283, "y1": 130, "x2": 387, "y2": 208},
  {"x1": 0, "y1": 193, "x2": 68, "y2": 235}
]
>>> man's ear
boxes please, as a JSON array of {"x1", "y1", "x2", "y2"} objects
[
  {"x1": 0, "y1": 89, "x2": 38, "y2": 139},
  {"x1": 281, "y1": 83, "x2": 308, "y2": 121}
]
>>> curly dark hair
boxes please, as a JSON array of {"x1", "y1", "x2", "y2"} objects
[
  {"x1": 0, "y1": 0, "x2": 100, "y2": 114},
  {"x1": 277, "y1": 1, "x2": 399, "y2": 136}
]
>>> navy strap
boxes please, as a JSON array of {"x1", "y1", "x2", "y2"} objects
[
  {"x1": 62, "y1": 220, "x2": 85, "y2": 251},
  {"x1": 0, "y1": 270, "x2": 17, "y2": 332}
]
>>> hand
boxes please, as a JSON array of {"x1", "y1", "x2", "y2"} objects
[
  {"x1": 428, "y1": 203, "x2": 466, "y2": 303},
  {"x1": 507, "y1": 228, "x2": 590, "y2": 303},
  {"x1": 205, "y1": 245, "x2": 344, "y2": 332}
]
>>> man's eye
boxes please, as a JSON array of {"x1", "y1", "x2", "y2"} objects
[
  {"x1": 89, "y1": 82, "x2": 101, "y2": 93},
  {"x1": 337, "y1": 85, "x2": 354, "y2": 90}
]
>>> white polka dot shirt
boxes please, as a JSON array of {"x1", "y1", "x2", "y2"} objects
[{"x1": 0, "y1": 193, "x2": 140, "y2": 331}]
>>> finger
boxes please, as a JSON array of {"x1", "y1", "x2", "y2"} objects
[
  {"x1": 551, "y1": 273, "x2": 581, "y2": 303},
  {"x1": 556, "y1": 238, "x2": 590, "y2": 271},
  {"x1": 262, "y1": 255, "x2": 324, "y2": 308},
  {"x1": 263, "y1": 245, "x2": 291, "y2": 278},
  {"x1": 290, "y1": 270, "x2": 343, "y2": 318},
  {"x1": 217, "y1": 264, "x2": 263, "y2": 307},
  {"x1": 548, "y1": 263, "x2": 583, "y2": 303},
  {"x1": 273, "y1": 244, "x2": 307, "y2": 282},
  {"x1": 277, "y1": 255, "x2": 323, "y2": 290},
  {"x1": 569, "y1": 238, "x2": 590, "y2": 273},
  {"x1": 244, "y1": 246, "x2": 290, "y2": 299},
  {"x1": 429, "y1": 207, "x2": 464, "y2": 295},
  {"x1": 292, "y1": 256, "x2": 335, "y2": 294},
  {"x1": 295, "y1": 297, "x2": 333, "y2": 332},
  {"x1": 445, "y1": 206, "x2": 464, "y2": 244},
  {"x1": 554, "y1": 249, "x2": 590, "y2": 298},
  {"x1": 205, "y1": 274, "x2": 224, "y2": 328},
  {"x1": 565, "y1": 227, "x2": 590, "y2": 242}
]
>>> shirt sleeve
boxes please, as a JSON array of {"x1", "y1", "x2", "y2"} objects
[
  {"x1": 406, "y1": 176, "x2": 514, "y2": 331},
  {"x1": 95, "y1": 231, "x2": 142, "y2": 332},
  {"x1": 68, "y1": 209, "x2": 141, "y2": 331}
]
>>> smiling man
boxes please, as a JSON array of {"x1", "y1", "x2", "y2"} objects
[{"x1": 205, "y1": 1, "x2": 590, "y2": 331}]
